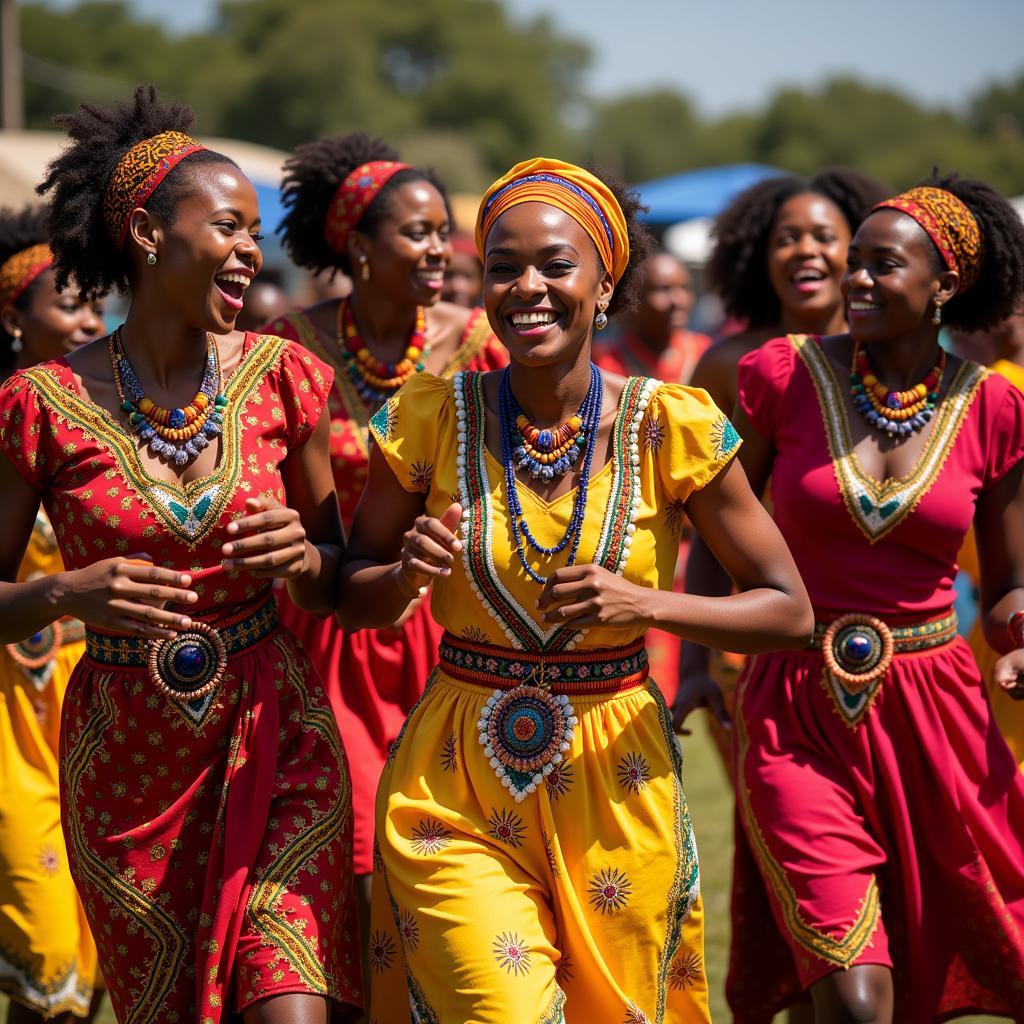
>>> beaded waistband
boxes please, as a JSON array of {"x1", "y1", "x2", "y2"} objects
[
  {"x1": 438, "y1": 632, "x2": 649, "y2": 694},
  {"x1": 85, "y1": 598, "x2": 279, "y2": 667},
  {"x1": 809, "y1": 609, "x2": 958, "y2": 653}
]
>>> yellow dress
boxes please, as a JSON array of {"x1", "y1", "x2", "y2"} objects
[
  {"x1": 366, "y1": 371, "x2": 740, "y2": 1023},
  {"x1": 962, "y1": 358, "x2": 1024, "y2": 766},
  {"x1": 0, "y1": 513, "x2": 98, "y2": 1017}
]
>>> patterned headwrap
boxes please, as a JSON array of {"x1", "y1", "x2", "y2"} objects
[
  {"x1": 103, "y1": 131, "x2": 205, "y2": 248},
  {"x1": 323, "y1": 161, "x2": 412, "y2": 254},
  {"x1": 873, "y1": 186, "x2": 984, "y2": 293},
  {"x1": 0, "y1": 244, "x2": 54, "y2": 309},
  {"x1": 476, "y1": 158, "x2": 629, "y2": 283}
]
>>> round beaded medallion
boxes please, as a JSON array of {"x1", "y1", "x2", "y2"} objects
[
  {"x1": 147, "y1": 620, "x2": 226, "y2": 703},
  {"x1": 822, "y1": 614, "x2": 893, "y2": 690},
  {"x1": 478, "y1": 684, "x2": 577, "y2": 802},
  {"x1": 6, "y1": 622, "x2": 62, "y2": 672}
]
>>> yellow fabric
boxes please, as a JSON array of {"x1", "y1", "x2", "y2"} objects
[
  {"x1": 476, "y1": 158, "x2": 630, "y2": 284},
  {"x1": 0, "y1": 518, "x2": 99, "y2": 1017},
  {"x1": 366, "y1": 371, "x2": 738, "y2": 1022},
  {"x1": 963, "y1": 358, "x2": 1024, "y2": 768}
]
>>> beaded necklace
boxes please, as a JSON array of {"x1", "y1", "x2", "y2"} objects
[
  {"x1": 337, "y1": 298, "x2": 426, "y2": 408},
  {"x1": 849, "y1": 340, "x2": 945, "y2": 437},
  {"x1": 510, "y1": 399, "x2": 587, "y2": 481},
  {"x1": 110, "y1": 328, "x2": 227, "y2": 466},
  {"x1": 499, "y1": 364, "x2": 603, "y2": 585}
]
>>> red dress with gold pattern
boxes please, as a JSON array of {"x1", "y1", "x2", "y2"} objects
[
  {"x1": 0, "y1": 334, "x2": 362, "y2": 1023},
  {"x1": 266, "y1": 307, "x2": 506, "y2": 874}
]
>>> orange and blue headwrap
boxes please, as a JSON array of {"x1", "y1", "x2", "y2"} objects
[
  {"x1": 873, "y1": 186, "x2": 984, "y2": 293},
  {"x1": 324, "y1": 161, "x2": 412, "y2": 254},
  {"x1": 476, "y1": 158, "x2": 629, "y2": 283},
  {"x1": 103, "y1": 131, "x2": 205, "y2": 248},
  {"x1": 0, "y1": 244, "x2": 54, "y2": 309}
]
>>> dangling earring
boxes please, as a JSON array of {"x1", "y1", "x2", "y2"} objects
[
  {"x1": 10, "y1": 329, "x2": 22, "y2": 354},
  {"x1": 594, "y1": 307, "x2": 609, "y2": 331},
  {"x1": 146, "y1": 252, "x2": 157, "y2": 266},
  {"x1": 932, "y1": 301, "x2": 943, "y2": 326},
  {"x1": 359, "y1": 257, "x2": 370, "y2": 282}
]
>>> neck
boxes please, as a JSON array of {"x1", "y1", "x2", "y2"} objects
[
  {"x1": 122, "y1": 300, "x2": 210, "y2": 391},
  {"x1": 347, "y1": 286, "x2": 419, "y2": 358},
  {"x1": 860, "y1": 327, "x2": 944, "y2": 389},
  {"x1": 780, "y1": 303, "x2": 846, "y2": 337},
  {"x1": 507, "y1": 346, "x2": 595, "y2": 425}
]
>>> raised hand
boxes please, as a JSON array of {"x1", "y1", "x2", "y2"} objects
[
  {"x1": 397, "y1": 502, "x2": 463, "y2": 595},
  {"x1": 222, "y1": 496, "x2": 311, "y2": 580}
]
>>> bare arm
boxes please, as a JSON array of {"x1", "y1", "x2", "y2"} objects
[{"x1": 979, "y1": 460, "x2": 1024, "y2": 654}]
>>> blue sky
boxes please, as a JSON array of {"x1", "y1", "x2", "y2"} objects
[{"x1": 39, "y1": 0, "x2": 1024, "y2": 115}]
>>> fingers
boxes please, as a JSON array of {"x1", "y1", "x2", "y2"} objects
[
  {"x1": 672, "y1": 697, "x2": 697, "y2": 736},
  {"x1": 537, "y1": 576, "x2": 593, "y2": 613},
  {"x1": 119, "y1": 563, "x2": 193, "y2": 589},
  {"x1": 415, "y1": 514, "x2": 462, "y2": 554},
  {"x1": 223, "y1": 525, "x2": 304, "y2": 562},
  {"x1": 107, "y1": 600, "x2": 193, "y2": 638},
  {"x1": 438, "y1": 502, "x2": 464, "y2": 538}
]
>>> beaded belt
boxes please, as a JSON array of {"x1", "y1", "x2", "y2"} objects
[
  {"x1": 86, "y1": 598, "x2": 279, "y2": 703},
  {"x1": 439, "y1": 633, "x2": 649, "y2": 803},
  {"x1": 809, "y1": 610, "x2": 958, "y2": 691}
]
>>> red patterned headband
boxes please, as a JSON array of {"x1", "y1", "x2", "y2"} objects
[
  {"x1": 873, "y1": 186, "x2": 984, "y2": 293},
  {"x1": 0, "y1": 244, "x2": 54, "y2": 309},
  {"x1": 323, "y1": 161, "x2": 411, "y2": 254},
  {"x1": 103, "y1": 131, "x2": 205, "y2": 248}
]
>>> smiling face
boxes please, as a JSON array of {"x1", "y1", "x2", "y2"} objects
[
  {"x1": 842, "y1": 208, "x2": 955, "y2": 343},
  {"x1": 483, "y1": 202, "x2": 614, "y2": 367},
  {"x1": 632, "y1": 253, "x2": 694, "y2": 341},
  {"x1": 351, "y1": 180, "x2": 451, "y2": 307},
  {"x1": 134, "y1": 161, "x2": 263, "y2": 333},
  {"x1": 766, "y1": 192, "x2": 852, "y2": 326}
]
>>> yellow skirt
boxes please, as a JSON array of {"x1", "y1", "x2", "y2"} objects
[
  {"x1": 369, "y1": 636, "x2": 710, "y2": 1023},
  {"x1": 0, "y1": 629, "x2": 99, "y2": 1018}
]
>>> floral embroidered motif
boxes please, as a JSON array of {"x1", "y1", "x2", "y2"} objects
[
  {"x1": 397, "y1": 907, "x2": 420, "y2": 952},
  {"x1": 555, "y1": 952, "x2": 574, "y2": 984},
  {"x1": 617, "y1": 752, "x2": 651, "y2": 794},
  {"x1": 440, "y1": 732, "x2": 458, "y2": 773},
  {"x1": 588, "y1": 867, "x2": 632, "y2": 915},
  {"x1": 37, "y1": 844, "x2": 60, "y2": 876},
  {"x1": 545, "y1": 761, "x2": 575, "y2": 800},
  {"x1": 643, "y1": 416, "x2": 665, "y2": 452},
  {"x1": 492, "y1": 932, "x2": 531, "y2": 976},
  {"x1": 668, "y1": 950, "x2": 703, "y2": 989},
  {"x1": 710, "y1": 414, "x2": 740, "y2": 460},
  {"x1": 624, "y1": 1004, "x2": 649, "y2": 1024},
  {"x1": 460, "y1": 626, "x2": 490, "y2": 644},
  {"x1": 409, "y1": 459, "x2": 434, "y2": 492},
  {"x1": 487, "y1": 808, "x2": 526, "y2": 848},
  {"x1": 410, "y1": 818, "x2": 453, "y2": 856},
  {"x1": 665, "y1": 498, "x2": 687, "y2": 537},
  {"x1": 368, "y1": 931, "x2": 396, "y2": 974}
]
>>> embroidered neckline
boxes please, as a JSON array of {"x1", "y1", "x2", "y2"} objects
[
  {"x1": 791, "y1": 334, "x2": 987, "y2": 543},
  {"x1": 453, "y1": 370, "x2": 656, "y2": 652},
  {"x1": 22, "y1": 334, "x2": 286, "y2": 547}
]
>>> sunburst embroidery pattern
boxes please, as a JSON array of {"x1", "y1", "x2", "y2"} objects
[
  {"x1": 37, "y1": 844, "x2": 60, "y2": 876},
  {"x1": 488, "y1": 808, "x2": 526, "y2": 848},
  {"x1": 668, "y1": 950, "x2": 703, "y2": 989},
  {"x1": 397, "y1": 907, "x2": 420, "y2": 952},
  {"x1": 616, "y1": 752, "x2": 651, "y2": 795},
  {"x1": 665, "y1": 498, "x2": 688, "y2": 538},
  {"x1": 410, "y1": 459, "x2": 434, "y2": 492},
  {"x1": 588, "y1": 867, "x2": 632, "y2": 915},
  {"x1": 461, "y1": 625, "x2": 490, "y2": 644},
  {"x1": 410, "y1": 817, "x2": 453, "y2": 855},
  {"x1": 643, "y1": 415, "x2": 665, "y2": 452},
  {"x1": 624, "y1": 1004, "x2": 649, "y2": 1024},
  {"x1": 555, "y1": 952, "x2": 574, "y2": 984},
  {"x1": 369, "y1": 930, "x2": 397, "y2": 974},
  {"x1": 440, "y1": 731, "x2": 458, "y2": 773},
  {"x1": 493, "y1": 931, "x2": 532, "y2": 976},
  {"x1": 709, "y1": 413, "x2": 741, "y2": 460},
  {"x1": 544, "y1": 760, "x2": 575, "y2": 800}
]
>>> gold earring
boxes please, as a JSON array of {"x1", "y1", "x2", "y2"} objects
[
  {"x1": 359, "y1": 258, "x2": 370, "y2": 281},
  {"x1": 932, "y1": 302, "x2": 943, "y2": 326}
]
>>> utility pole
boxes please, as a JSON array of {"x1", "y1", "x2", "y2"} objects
[{"x1": 0, "y1": 0, "x2": 23, "y2": 130}]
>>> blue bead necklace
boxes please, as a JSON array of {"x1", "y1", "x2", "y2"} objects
[{"x1": 498, "y1": 364, "x2": 603, "y2": 585}]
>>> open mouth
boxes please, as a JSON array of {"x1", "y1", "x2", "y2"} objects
[
  {"x1": 414, "y1": 268, "x2": 445, "y2": 291},
  {"x1": 214, "y1": 271, "x2": 251, "y2": 311},
  {"x1": 790, "y1": 267, "x2": 827, "y2": 293},
  {"x1": 507, "y1": 310, "x2": 561, "y2": 335},
  {"x1": 848, "y1": 299, "x2": 881, "y2": 316}
]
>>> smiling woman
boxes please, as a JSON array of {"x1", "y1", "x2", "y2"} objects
[{"x1": 0, "y1": 87, "x2": 362, "y2": 1023}]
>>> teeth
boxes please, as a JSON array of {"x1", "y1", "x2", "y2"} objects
[
  {"x1": 511, "y1": 312, "x2": 558, "y2": 327},
  {"x1": 849, "y1": 301, "x2": 879, "y2": 310},
  {"x1": 216, "y1": 273, "x2": 250, "y2": 288},
  {"x1": 793, "y1": 270, "x2": 824, "y2": 282}
]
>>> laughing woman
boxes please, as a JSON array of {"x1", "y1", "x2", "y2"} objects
[
  {"x1": 0, "y1": 88, "x2": 361, "y2": 1022},
  {"x1": 337, "y1": 158, "x2": 813, "y2": 1022}
]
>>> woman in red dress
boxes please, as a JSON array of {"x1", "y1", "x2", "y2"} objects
[
  {"x1": 686, "y1": 174, "x2": 1024, "y2": 1021},
  {"x1": 265, "y1": 131, "x2": 506, "y2": 949},
  {"x1": 0, "y1": 88, "x2": 361, "y2": 1023}
]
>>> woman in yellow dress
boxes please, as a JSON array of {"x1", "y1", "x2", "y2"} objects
[
  {"x1": 0, "y1": 206, "x2": 104, "y2": 1021},
  {"x1": 337, "y1": 159, "x2": 813, "y2": 1022}
]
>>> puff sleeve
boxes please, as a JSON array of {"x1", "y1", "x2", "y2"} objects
[
  {"x1": 368, "y1": 373, "x2": 453, "y2": 494},
  {"x1": 737, "y1": 335, "x2": 799, "y2": 442},
  {"x1": 983, "y1": 373, "x2": 1024, "y2": 489},
  {"x1": 274, "y1": 336, "x2": 334, "y2": 450},
  {"x1": 0, "y1": 371, "x2": 51, "y2": 490}
]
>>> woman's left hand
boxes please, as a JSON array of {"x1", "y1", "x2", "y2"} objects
[
  {"x1": 993, "y1": 649, "x2": 1024, "y2": 702},
  {"x1": 222, "y1": 496, "x2": 311, "y2": 580},
  {"x1": 537, "y1": 564, "x2": 651, "y2": 628}
]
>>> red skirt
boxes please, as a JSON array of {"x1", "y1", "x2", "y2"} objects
[
  {"x1": 61, "y1": 605, "x2": 362, "y2": 1023},
  {"x1": 278, "y1": 592, "x2": 441, "y2": 875},
  {"x1": 728, "y1": 630, "x2": 1024, "y2": 1022}
]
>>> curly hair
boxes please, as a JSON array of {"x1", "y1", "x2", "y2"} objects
[
  {"x1": 877, "y1": 172, "x2": 1024, "y2": 333},
  {"x1": 594, "y1": 170, "x2": 652, "y2": 318},
  {"x1": 278, "y1": 131, "x2": 452, "y2": 277},
  {"x1": 36, "y1": 85, "x2": 237, "y2": 300},
  {"x1": 707, "y1": 168, "x2": 888, "y2": 328}
]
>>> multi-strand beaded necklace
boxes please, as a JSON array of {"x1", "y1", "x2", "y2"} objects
[
  {"x1": 849, "y1": 340, "x2": 945, "y2": 437},
  {"x1": 110, "y1": 329, "x2": 227, "y2": 466}
]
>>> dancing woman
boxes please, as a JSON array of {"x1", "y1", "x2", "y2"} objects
[
  {"x1": 337, "y1": 158, "x2": 812, "y2": 1022},
  {"x1": 695, "y1": 176, "x2": 1024, "y2": 1022},
  {"x1": 0, "y1": 205, "x2": 104, "y2": 1022},
  {"x1": 0, "y1": 88, "x2": 361, "y2": 1023}
]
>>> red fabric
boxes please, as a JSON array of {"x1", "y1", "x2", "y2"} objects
[
  {"x1": 267, "y1": 309, "x2": 506, "y2": 874},
  {"x1": 728, "y1": 337, "x2": 1024, "y2": 1021},
  {"x1": 0, "y1": 334, "x2": 362, "y2": 1022}
]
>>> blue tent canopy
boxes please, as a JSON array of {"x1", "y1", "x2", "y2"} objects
[{"x1": 636, "y1": 164, "x2": 785, "y2": 225}]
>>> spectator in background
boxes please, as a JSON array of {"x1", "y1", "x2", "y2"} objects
[
  {"x1": 441, "y1": 231, "x2": 483, "y2": 308},
  {"x1": 235, "y1": 266, "x2": 291, "y2": 332}
]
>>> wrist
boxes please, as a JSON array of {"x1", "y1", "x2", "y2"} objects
[
  {"x1": 392, "y1": 563, "x2": 424, "y2": 600},
  {"x1": 44, "y1": 571, "x2": 72, "y2": 618},
  {"x1": 1010, "y1": 609, "x2": 1024, "y2": 649}
]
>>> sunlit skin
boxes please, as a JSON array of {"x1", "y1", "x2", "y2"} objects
[
  {"x1": 1, "y1": 268, "x2": 105, "y2": 367},
  {"x1": 628, "y1": 252, "x2": 695, "y2": 352}
]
